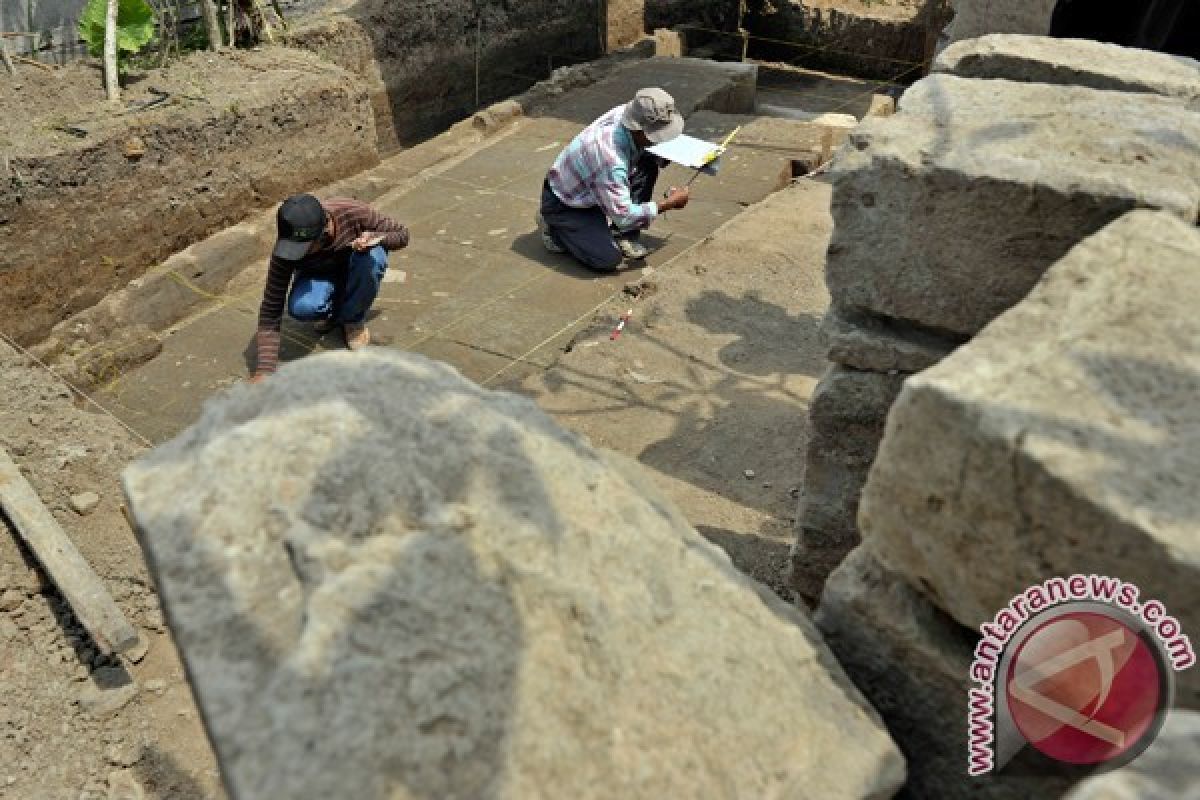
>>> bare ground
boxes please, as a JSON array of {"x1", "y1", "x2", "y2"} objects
[
  {"x1": 513, "y1": 179, "x2": 835, "y2": 602},
  {"x1": 0, "y1": 341, "x2": 222, "y2": 800}
]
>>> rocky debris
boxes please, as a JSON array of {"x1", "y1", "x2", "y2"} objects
[
  {"x1": 934, "y1": 34, "x2": 1200, "y2": 105},
  {"x1": 70, "y1": 491, "x2": 101, "y2": 516},
  {"x1": 816, "y1": 549, "x2": 1073, "y2": 799},
  {"x1": 941, "y1": 0, "x2": 1055, "y2": 46},
  {"x1": 1063, "y1": 711, "x2": 1200, "y2": 800},
  {"x1": 790, "y1": 366, "x2": 905, "y2": 605},
  {"x1": 859, "y1": 210, "x2": 1200, "y2": 704},
  {"x1": 827, "y1": 73, "x2": 1200, "y2": 337},
  {"x1": 123, "y1": 348, "x2": 905, "y2": 800},
  {"x1": 1, "y1": 341, "x2": 219, "y2": 799}
]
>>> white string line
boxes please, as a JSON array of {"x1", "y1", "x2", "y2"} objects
[{"x1": 0, "y1": 332, "x2": 154, "y2": 448}]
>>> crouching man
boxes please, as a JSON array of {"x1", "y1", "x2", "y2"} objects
[
  {"x1": 536, "y1": 88, "x2": 691, "y2": 272},
  {"x1": 249, "y1": 193, "x2": 410, "y2": 382}
]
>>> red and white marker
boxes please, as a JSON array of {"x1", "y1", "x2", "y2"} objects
[{"x1": 610, "y1": 309, "x2": 633, "y2": 340}]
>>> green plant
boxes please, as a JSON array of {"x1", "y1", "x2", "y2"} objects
[{"x1": 78, "y1": 0, "x2": 156, "y2": 73}]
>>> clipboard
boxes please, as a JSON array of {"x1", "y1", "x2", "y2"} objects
[
  {"x1": 647, "y1": 134, "x2": 724, "y2": 170},
  {"x1": 647, "y1": 126, "x2": 740, "y2": 176}
]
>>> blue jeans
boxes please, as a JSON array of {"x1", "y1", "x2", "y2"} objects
[{"x1": 287, "y1": 246, "x2": 388, "y2": 325}]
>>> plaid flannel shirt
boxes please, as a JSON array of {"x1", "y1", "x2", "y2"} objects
[{"x1": 546, "y1": 105, "x2": 658, "y2": 231}]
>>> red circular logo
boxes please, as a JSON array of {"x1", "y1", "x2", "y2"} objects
[{"x1": 1005, "y1": 611, "x2": 1164, "y2": 765}]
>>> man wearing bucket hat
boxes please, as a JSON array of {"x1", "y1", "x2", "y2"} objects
[
  {"x1": 248, "y1": 194, "x2": 410, "y2": 382},
  {"x1": 536, "y1": 87, "x2": 690, "y2": 271}
]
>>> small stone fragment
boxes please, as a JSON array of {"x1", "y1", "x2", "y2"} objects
[
  {"x1": 106, "y1": 741, "x2": 141, "y2": 767},
  {"x1": 123, "y1": 634, "x2": 149, "y2": 664},
  {"x1": 743, "y1": 469, "x2": 756, "y2": 479},
  {"x1": 0, "y1": 589, "x2": 23, "y2": 613},
  {"x1": 70, "y1": 491, "x2": 101, "y2": 516},
  {"x1": 79, "y1": 668, "x2": 138, "y2": 717}
]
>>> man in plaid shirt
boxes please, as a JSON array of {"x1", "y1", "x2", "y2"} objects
[{"x1": 537, "y1": 88, "x2": 692, "y2": 272}]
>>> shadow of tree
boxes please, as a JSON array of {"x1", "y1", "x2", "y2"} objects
[{"x1": 684, "y1": 288, "x2": 825, "y2": 377}]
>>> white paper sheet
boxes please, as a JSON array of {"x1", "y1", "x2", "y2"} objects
[{"x1": 647, "y1": 134, "x2": 722, "y2": 169}]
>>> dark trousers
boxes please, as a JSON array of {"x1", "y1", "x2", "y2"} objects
[{"x1": 540, "y1": 153, "x2": 661, "y2": 272}]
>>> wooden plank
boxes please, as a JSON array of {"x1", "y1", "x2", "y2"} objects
[{"x1": 0, "y1": 447, "x2": 138, "y2": 654}]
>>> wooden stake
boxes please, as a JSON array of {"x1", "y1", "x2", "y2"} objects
[
  {"x1": 103, "y1": 0, "x2": 120, "y2": 102},
  {"x1": 200, "y1": 0, "x2": 223, "y2": 49},
  {"x1": 0, "y1": 448, "x2": 138, "y2": 655},
  {"x1": 225, "y1": 0, "x2": 236, "y2": 48},
  {"x1": 0, "y1": 40, "x2": 14, "y2": 76}
]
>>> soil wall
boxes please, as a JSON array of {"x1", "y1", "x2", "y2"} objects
[
  {"x1": 0, "y1": 48, "x2": 377, "y2": 346},
  {"x1": 746, "y1": 0, "x2": 952, "y2": 81},
  {"x1": 646, "y1": 0, "x2": 738, "y2": 33},
  {"x1": 292, "y1": 0, "x2": 606, "y2": 148}
]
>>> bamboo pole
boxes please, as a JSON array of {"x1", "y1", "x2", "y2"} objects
[{"x1": 103, "y1": 0, "x2": 120, "y2": 102}]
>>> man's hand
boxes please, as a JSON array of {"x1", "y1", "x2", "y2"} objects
[
  {"x1": 247, "y1": 372, "x2": 268, "y2": 385},
  {"x1": 660, "y1": 186, "x2": 690, "y2": 212},
  {"x1": 351, "y1": 233, "x2": 384, "y2": 252}
]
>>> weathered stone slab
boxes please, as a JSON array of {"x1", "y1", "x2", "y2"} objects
[
  {"x1": 826, "y1": 73, "x2": 1200, "y2": 335},
  {"x1": 816, "y1": 548, "x2": 1073, "y2": 799},
  {"x1": 123, "y1": 349, "x2": 905, "y2": 800},
  {"x1": 942, "y1": 0, "x2": 1055, "y2": 46},
  {"x1": 1063, "y1": 711, "x2": 1200, "y2": 800},
  {"x1": 821, "y1": 306, "x2": 958, "y2": 374},
  {"x1": 790, "y1": 365, "x2": 906, "y2": 604},
  {"x1": 934, "y1": 34, "x2": 1200, "y2": 106},
  {"x1": 858, "y1": 210, "x2": 1200, "y2": 704}
]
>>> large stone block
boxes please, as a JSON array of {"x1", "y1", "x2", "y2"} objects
[
  {"x1": 816, "y1": 548, "x2": 1073, "y2": 799},
  {"x1": 123, "y1": 349, "x2": 905, "y2": 800},
  {"x1": 821, "y1": 306, "x2": 959, "y2": 374},
  {"x1": 942, "y1": 0, "x2": 1055, "y2": 45},
  {"x1": 790, "y1": 365, "x2": 906, "y2": 604},
  {"x1": 1064, "y1": 711, "x2": 1200, "y2": 800},
  {"x1": 858, "y1": 210, "x2": 1200, "y2": 704},
  {"x1": 934, "y1": 34, "x2": 1200, "y2": 106},
  {"x1": 825, "y1": 73, "x2": 1200, "y2": 336}
]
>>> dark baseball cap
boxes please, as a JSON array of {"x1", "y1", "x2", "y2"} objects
[{"x1": 274, "y1": 194, "x2": 327, "y2": 260}]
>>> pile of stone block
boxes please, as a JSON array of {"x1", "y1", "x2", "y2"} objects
[
  {"x1": 819, "y1": 209, "x2": 1200, "y2": 798},
  {"x1": 801, "y1": 34, "x2": 1200, "y2": 799},
  {"x1": 789, "y1": 36, "x2": 1200, "y2": 605}
]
